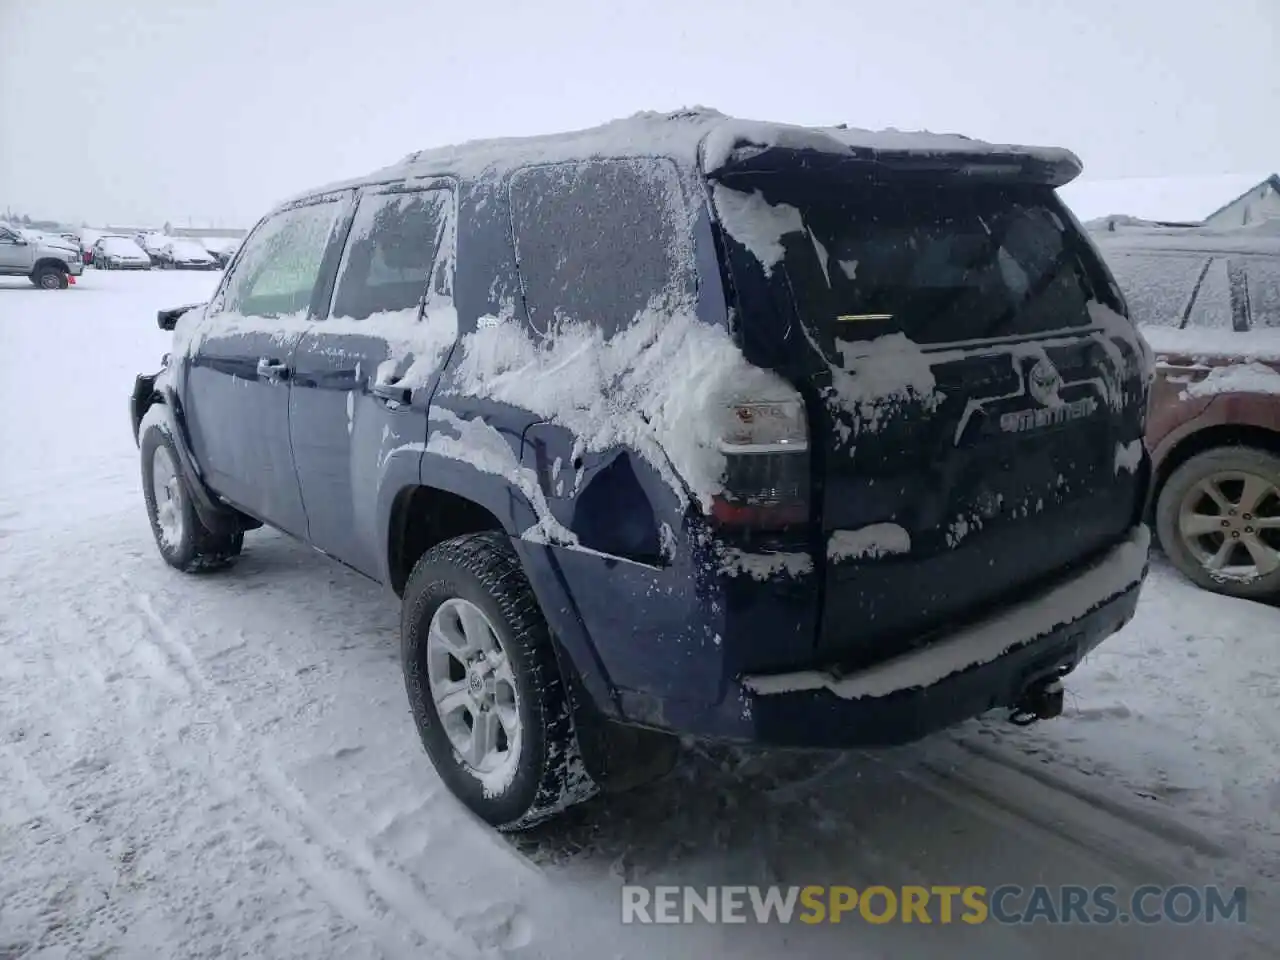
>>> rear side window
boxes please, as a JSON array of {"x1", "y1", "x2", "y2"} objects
[
  {"x1": 509, "y1": 158, "x2": 694, "y2": 336},
  {"x1": 330, "y1": 189, "x2": 451, "y2": 321},
  {"x1": 221, "y1": 200, "x2": 343, "y2": 318}
]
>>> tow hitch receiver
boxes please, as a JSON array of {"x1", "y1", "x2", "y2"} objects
[{"x1": 1009, "y1": 675, "x2": 1065, "y2": 726}]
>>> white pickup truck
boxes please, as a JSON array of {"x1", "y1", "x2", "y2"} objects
[{"x1": 0, "y1": 223, "x2": 85, "y2": 288}]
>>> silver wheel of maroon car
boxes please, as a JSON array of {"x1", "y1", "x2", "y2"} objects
[
  {"x1": 400, "y1": 531, "x2": 597, "y2": 830},
  {"x1": 1156, "y1": 446, "x2": 1280, "y2": 600}
]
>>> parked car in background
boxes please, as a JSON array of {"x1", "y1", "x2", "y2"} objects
[
  {"x1": 1095, "y1": 221, "x2": 1280, "y2": 600},
  {"x1": 131, "y1": 110, "x2": 1153, "y2": 831},
  {"x1": 137, "y1": 232, "x2": 174, "y2": 267},
  {"x1": 93, "y1": 235, "x2": 153, "y2": 270},
  {"x1": 78, "y1": 229, "x2": 105, "y2": 265},
  {"x1": 160, "y1": 238, "x2": 219, "y2": 270},
  {"x1": 0, "y1": 221, "x2": 85, "y2": 287},
  {"x1": 198, "y1": 236, "x2": 239, "y2": 268}
]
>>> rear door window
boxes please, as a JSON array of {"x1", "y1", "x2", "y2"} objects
[
  {"x1": 220, "y1": 200, "x2": 344, "y2": 318},
  {"x1": 329, "y1": 188, "x2": 452, "y2": 321},
  {"x1": 509, "y1": 158, "x2": 695, "y2": 336}
]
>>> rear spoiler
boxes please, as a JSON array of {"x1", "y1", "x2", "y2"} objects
[{"x1": 705, "y1": 142, "x2": 1082, "y2": 189}]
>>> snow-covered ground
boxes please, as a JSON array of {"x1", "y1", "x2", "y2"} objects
[{"x1": 1, "y1": 270, "x2": 1278, "y2": 959}]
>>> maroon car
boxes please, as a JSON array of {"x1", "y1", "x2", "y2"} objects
[{"x1": 1097, "y1": 222, "x2": 1280, "y2": 600}]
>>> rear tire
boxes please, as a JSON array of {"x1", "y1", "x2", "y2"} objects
[
  {"x1": 1155, "y1": 446, "x2": 1280, "y2": 601},
  {"x1": 140, "y1": 415, "x2": 243, "y2": 573},
  {"x1": 401, "y1": 532, "x2": 597, "y2": 831}
]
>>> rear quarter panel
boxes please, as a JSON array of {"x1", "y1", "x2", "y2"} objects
[{"x1": 1148, "y1": 352, "x2": 1280, "y2": 473}]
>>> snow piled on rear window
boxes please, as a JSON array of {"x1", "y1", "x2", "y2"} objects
[
  {"x1": 828, "y1": 524, "x2": 911, "y2": 561},
  {"x1": 441, "y1": 301, "x2": 795, "y2": 513},
  {"x1": 711, "y1": 184, "x2": 803, "y2": 277},
  {"x1": 744, "y1": 525, "x2": 1150, "y2": 700},
  {"x1": 1181, "y1": 362, "x2": 1280, "y2": 400}
]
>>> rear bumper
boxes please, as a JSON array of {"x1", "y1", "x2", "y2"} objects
[
  {"x1": 712, "y1": 526, "x2": 1150, "y2": 747},
  {"x1": 724, "y1": 579, "x2": 1140, "y2": 747},
  {"x1": 531, "y1": 520, "x2": 1149, "y2": 748}
]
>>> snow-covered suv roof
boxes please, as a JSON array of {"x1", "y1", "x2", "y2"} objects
[{"x1": 285, "y1": 108, "x2": 1082, "y2": 207}]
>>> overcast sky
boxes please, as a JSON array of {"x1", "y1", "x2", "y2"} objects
[{"x1": 1, "y1": 0, "x2": 1276, "y2": 227}]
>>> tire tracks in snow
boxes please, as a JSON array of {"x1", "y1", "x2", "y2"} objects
[
  {"x1": 909, "y1": 739, "x2": 1280, "y2": 956},
  {"x1": 129, "y1": 589, "x2": 511, "y2": 960}
]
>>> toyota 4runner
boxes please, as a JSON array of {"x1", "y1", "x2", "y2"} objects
[{"x1": 131, "y1": 109, "x2": 1154, "y2": 830}]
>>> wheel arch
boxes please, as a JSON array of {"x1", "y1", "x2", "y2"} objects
[
  {"x1": 385, "y1": 481, "x2": 508, "y2": 596},
  {"x1": 382, "y1": 466, "x2": 624, "y2": 723},
  {"x1": 1151, "y1": 422, "x2": 1280, "y2": 516},
  {"x1": 32, "y1": 257, "x2": 70, "y2": 275}
]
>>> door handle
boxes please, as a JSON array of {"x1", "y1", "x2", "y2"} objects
[
  {"x1": 257, "y1": 357, "x2": 290, "y2": 382},
  {"x1": 371, "y1": 378, "x2": 412, "y2": 407}
]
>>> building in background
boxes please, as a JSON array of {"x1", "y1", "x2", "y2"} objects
[{"x1": 1203, "y1": 175, "x2": 1280, "y2": 230}]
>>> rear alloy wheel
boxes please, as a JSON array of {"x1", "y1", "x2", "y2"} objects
[
  {"x1": 401, "y1": 532, "x2": 597, "y2": 830},
  {"x1": 1156, "y1": 446, "x2": 1280, "y2": 600},
  {"x1": 32, "y1": 266, "x2": 68, "y2": 289}
]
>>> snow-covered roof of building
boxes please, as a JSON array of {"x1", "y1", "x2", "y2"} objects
[
  {"x1": 285, "y1": 107, "x2": 1082, "y2": 207},
  {"x1": 1059, "y1": 172, "x2": 1275, "y2": 225},
  {"x1": 1201, "y1": 173, "x2": 1280, "y2": 224}
]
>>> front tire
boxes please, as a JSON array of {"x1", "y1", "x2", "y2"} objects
[
  {"x1": 401, "y1": 532, "x2": 596, "y2": 831},
  {"x1": 140, "y1": 417, "x2": 243, "y2": 572},
  {"x1": 31, "y1": 265, "x2": 68, "y2": 289},
  {"x1": 1155, "y1": 446, "x2": 1280, "y2": 600}
]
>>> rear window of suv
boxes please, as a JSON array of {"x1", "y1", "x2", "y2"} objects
[{"x1": 716, "y1": 179, "x2": 1111, "y2": 345}]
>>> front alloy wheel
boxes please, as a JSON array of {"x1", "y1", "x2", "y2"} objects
[{"x1": 140, "y1": 414, "x2": 244, "y2": 572}]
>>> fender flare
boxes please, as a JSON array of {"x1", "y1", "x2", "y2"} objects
[{"x1": 379, "y1": 447, "x2": 623, "y2": 720}]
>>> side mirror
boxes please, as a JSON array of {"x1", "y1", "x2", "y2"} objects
[{"x1": 157, "y1": 302, "x2": 202, "y2": 331}]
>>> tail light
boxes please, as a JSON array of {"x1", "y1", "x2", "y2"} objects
[{"x1": 709, "y1": 382, "x2": 810, "y2": 531}]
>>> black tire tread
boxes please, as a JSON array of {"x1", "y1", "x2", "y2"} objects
[{"x1": 141, "y1": 417, "x2": 243, "y2": 573}]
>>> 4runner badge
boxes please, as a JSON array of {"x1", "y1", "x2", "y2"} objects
[{"x1": 999, "y1": 356, "x2": 1098, "y2": 433}]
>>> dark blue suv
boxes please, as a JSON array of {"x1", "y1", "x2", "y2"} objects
[{"x1": 131, "y1": 109, "x2": 1155, "y2": 830}]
